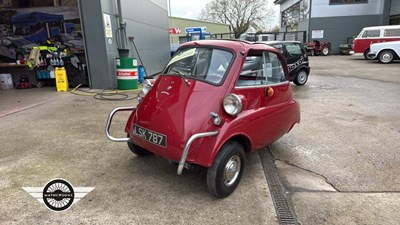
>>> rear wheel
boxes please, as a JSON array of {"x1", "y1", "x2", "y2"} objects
[
  {"x1": 207, "y1": 141, "x2": 245, "y2": 198},
  {"x1": 294, "y1": 69, "x2": 308, "y2": 86},
  {"x1": 364, "y1": 49, "x2": 374, "y2": 60},
  {"x1": 127, "y1": 135, "x2": 152, "y2": 156},
  {"x1": 321, "y1": 46, "x2": 329, "y2": 56},
  {"x1": 378, "y1": 50, "x2": 395, "y2": 64}
]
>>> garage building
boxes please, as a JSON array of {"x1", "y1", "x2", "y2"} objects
[{"x1": 274, "y1": 0, "x2": 400, "y2": 54}]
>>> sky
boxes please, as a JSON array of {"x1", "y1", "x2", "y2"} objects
[
  {"x1": 168, "y1": 0, "x2": 280, "y2": 29},
  {"x1": 168, "y1": 0, "x2": 213, "y2": 19}
]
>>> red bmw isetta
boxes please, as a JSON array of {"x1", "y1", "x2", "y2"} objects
[{"x1": 106, "y1": 40, "x2": 300, "y2": 198}]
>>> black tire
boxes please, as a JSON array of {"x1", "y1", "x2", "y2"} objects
[
  {"x1": 364, "y1": 49, "x2": 374, "y2": 60},
  {"x1": 127, "y1": 135, "x2": 152, "y2": 156},
  {"x1": 321, "y1": 46, "x2": 329, "y2": 56},
  {"x1": 294, "y1": 69, "x2": 308, "y2": 86},
  {"x1": 378, "y1": 50, "x2": 395, "y2": 64},
  {"x1": 207, "y1": 141, "x2": 245, "y2": 198}
]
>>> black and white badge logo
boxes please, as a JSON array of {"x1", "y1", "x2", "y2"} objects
[{"x1": 22, "y1": 178, "x2": 94, "y2": 212}]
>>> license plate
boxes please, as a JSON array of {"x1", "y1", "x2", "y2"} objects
[{"x1": 133, "y1": 125, "x2": 167, "y2": 148}]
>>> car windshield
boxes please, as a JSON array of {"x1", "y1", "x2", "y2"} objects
[
  {"x1": 12, "y1": 38, "x2": 31, "y2": 46},
  {"x1": 164, "y1": 47, "x2": 233, "y2": 85}
]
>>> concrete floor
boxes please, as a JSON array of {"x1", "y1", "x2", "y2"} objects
[
  {"x1": 273, "y1": 56, "x2": 400, "y2": 225},
  {"x1": 0, "y1": 55, "x2": 399, "y2": 224},
  {"x1": 0, "y1": 87, "x2": 278, "y2": 224}
]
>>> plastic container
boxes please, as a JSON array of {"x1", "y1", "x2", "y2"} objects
[
  {"x1": 55, "y1": 67, "x2": 69, "y2": 92},
  {"x1": 116, "y1": 57, "x2": 138, "y2": 90},
  {"x1": 0, "y1": 73, "x2": 13, "y2": 90},
  {"x1": 138, "y1": 65, "x2": 145, "y2": 83}
]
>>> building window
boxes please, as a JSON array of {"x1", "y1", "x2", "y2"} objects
[
  {"x1": 390, "y1": 15, "x2": 400, "y2": 25},
  {"x1": 330, "y1": 0, "x2": 368, "y2": 4},
  {"x1": 281, "y1": 0, "x2": 309, "y2": 28}
]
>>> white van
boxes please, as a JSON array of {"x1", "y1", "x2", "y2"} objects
[{"x1": 351, "y1": 25, "x2": 400, "y2": 59}]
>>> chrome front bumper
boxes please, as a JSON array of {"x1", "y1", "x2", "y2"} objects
[
  {"x1": 177, "y1": 131, "x2": 219, "y2": 175},
  {"x1": 105, "y1": 106, "x2": 136, "y2": 142},
  {"x1": 105, "y1": 107, "x2": 219, "y2": 175}
]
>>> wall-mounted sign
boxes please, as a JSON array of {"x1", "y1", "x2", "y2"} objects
[
  {"x1": 312, "y1": 30, "x2": 324, "y2": 39},
  {"x1": 169, "y1": 28, "x2": 181, "y2": 34},
  {"x1": 103, "y1": 14, "x2": 113, "y2": 38},
  {"x1": 185, "y1": 27, "x2": 206, "y2": 34}
]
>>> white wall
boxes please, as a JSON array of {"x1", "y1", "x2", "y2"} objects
[{"x1": 311, "y1": 0, "x2": 384, "y2": 18}]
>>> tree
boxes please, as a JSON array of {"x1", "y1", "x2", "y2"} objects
[{"x1": 199, "y1": 0, "x2": 277, "y2": 38}]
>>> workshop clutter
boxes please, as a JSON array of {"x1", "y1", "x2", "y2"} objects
[
  {"x1": 0, "y1": 73, "x2": 13, "y2": 90},
  {"x1": 16, "y1": 75, "x2": 31, "y2": 89},
  {"x1": 26, "y1": 39, "x2": 87, "y2": 91}
]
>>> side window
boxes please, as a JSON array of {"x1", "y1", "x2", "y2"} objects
[
  {"x1": 384, "y1": 29, "x2": 400, "y2": 37},
  {"x1": 285, "y1": 43, "x2": 303, "y2": 57},
  {"x1": 265, "y1": 52, "x2": 287, "y2": 84},
  {"x1": 237, "y1": 54, "x2": 266, "y2": 87},
  {"x1": 237, "y1": 51, "x2": 286, "y2": 87},
  {"x1": 361, "y1": 30, "x2": 380, "y2": 38}
]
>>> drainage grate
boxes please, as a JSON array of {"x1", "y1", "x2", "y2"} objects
[{"x1": 259, "y1": 147, "x2": 298, "y2": 225}]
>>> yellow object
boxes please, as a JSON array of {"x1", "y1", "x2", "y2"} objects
[
  {"x1": 55, "y1": 67, "x2": 69, "y2": 92},
  {"x1": 32, "y1": 45, "x2": 57, "y2": 52},
  {"x1": 70, "y1": 84, "x2": 141, "y2": 96}
]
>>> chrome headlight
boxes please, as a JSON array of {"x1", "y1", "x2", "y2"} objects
[
  {"x1": 223, "y1": 94, "x2": 242, "y2": 116},
  {"x1": 142, "y1": 79, "x2": 153, "y2": 95}
]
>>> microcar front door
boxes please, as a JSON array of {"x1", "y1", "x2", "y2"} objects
[{"x1": 233, "y1": 50, "x2": 293, "y2": 149}]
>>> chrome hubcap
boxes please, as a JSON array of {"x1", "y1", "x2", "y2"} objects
[
  {"x1": 223, "y1": 155, "x2": 241, "y2": 187},
  {"x1": 381, "y1": 53, "x2": 392, "y2": 63},
  {"x1": 323, "y1": 48, "x2": 328, "y2": 55},
  {"x1": 298, "y1": 71, "x2": 307, "y2": 84}
]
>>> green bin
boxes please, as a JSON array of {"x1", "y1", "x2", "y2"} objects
[{"x1": 116, "y1": 57, "x2": 138, "y2": 90}]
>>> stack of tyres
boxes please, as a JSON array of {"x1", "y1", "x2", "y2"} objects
[{"x1": 116, "y1": 57, "x2": 138, "y2": 90}]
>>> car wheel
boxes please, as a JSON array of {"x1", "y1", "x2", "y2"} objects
[
  {"x1": 294, "y1": 69, "x2": 308, "y2": 86},
  {"x1": 207, "y1": 141, "x2": 245, "y2": 198},
  {"x1": 321, "y1": 46, "x2": 329, "y2": 56},
  {"x1": 364, "y1": 49, "x2": 374, "y2": 60},
  {"x1": 127, "y1": 135, "x2": 152, "y2": 156},
  {"x1": 378, "y1": 50, "x2": 394, "y2": 64}
]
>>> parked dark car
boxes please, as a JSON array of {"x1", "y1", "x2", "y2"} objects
[
  {"x1": 259, "y1": 41, "x2": 310, "y2": 85},
  {"x1": 0, "y1": 37, "x2": 36, "y2": 61}
]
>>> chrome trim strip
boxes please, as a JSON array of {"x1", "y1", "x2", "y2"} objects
[
  {"x1": 177, "y1": 131, "x2": 219, "y2": 175},
  {"x1": 105, "y1": 107, "x2": 136, "y2": 142},
  {"x1": 234, "y1": 81, "x2": 289, "y2": 90}
]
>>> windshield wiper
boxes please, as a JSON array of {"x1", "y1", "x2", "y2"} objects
[{"x1": 170, "y1": 68, "x2": 189, "y2": 86}]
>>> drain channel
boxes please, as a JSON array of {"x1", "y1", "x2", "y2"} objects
[{"x1": 259, "y1": 147, "x2": 298, "y2": 225}]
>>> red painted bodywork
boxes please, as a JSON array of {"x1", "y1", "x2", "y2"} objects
[
  {"x1": 125, "y1": 40, "x2": 300, "y2": 167},
  {"x1": 352, "y1": 37, "x2": 400, "y2": 54},
  {"x1": 305, "y1": 40, "x2": 330, "y2": 54}
]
